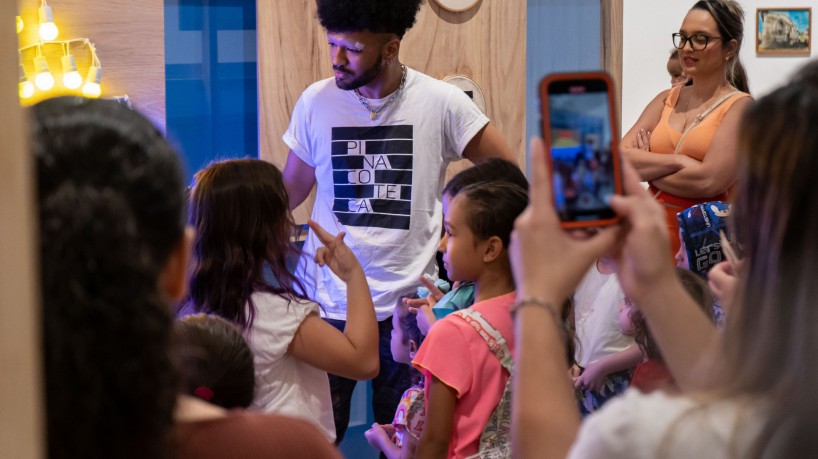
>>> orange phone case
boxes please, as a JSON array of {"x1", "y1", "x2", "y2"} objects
[{"x1": 539, "y1": 71, "x2": 623, "y2": 228}]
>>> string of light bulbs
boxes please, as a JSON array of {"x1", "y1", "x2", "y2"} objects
[{"x1": 17, "y1": 0, "x2": 105, "y2": 102}]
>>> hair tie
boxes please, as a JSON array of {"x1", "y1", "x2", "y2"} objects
[{"x1": 193, "y1": 386, "x2": 214, "y2": 402}]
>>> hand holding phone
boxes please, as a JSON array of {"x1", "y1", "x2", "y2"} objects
[{"x1": 540, "y1": 72, "x2": 623, "y2": 228}]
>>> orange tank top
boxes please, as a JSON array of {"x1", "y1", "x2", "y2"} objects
[
  {"x1": 647, "y1": 85, "x2": 749, "y2": 256},
  {"x1": 650, "y1": 84, "x2": 750, "y2": 162}
]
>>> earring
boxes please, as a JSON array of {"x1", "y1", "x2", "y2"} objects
[{"x1": 385, "y1": 58, "x2": 393, "y2": 65}]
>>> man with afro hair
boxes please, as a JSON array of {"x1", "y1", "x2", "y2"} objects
[{"x1": 282, "y1": 0, "x2": 515, "y2": 444}]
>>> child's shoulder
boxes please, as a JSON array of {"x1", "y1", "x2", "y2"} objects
[
  {"x1": 249, "y1": 292, "x2": 320, "y2": 321},
  {"x1": 421, "y1": 293, "x2": 516, "y2": 352},
  {"x1": 251, "y1": 291, "x2": 317, "y2": 307},
  {"x1": 430, "y1": 311, "x2": 471, "y2": 332},
  {"x1": 468, "y1": 292, "x2": 517, "y2": 317},
  {"x1": 418, "y1": 313, "x2": 476, "y2": 353}
]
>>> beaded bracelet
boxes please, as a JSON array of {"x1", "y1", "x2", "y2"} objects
[{"x1": 510, "y1": 298, "x2": 568, "y2": 338}]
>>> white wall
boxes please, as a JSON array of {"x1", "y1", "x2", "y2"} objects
[{"x1": 622, "y1": 0, "x2": 816, "y2": 132}]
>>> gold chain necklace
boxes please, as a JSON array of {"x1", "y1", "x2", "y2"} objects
[{"x1": 353, "y1": 64, "x2": 407, "y2": 121}]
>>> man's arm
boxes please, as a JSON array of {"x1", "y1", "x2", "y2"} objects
[
  {"x1": 282, "y1": 150, "x2": 317, "y2": 210},
  {"x1": 462, "y1": 123, "x2": 517, "y2": 165}
]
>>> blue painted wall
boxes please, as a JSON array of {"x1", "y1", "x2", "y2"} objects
[{"x1": 165, "y1": 0, "x2": 258, "y2": 185}]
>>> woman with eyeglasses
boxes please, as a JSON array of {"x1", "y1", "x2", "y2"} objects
[{"x1": 620, "y1": 0, "x2": 751, "y2": 255}]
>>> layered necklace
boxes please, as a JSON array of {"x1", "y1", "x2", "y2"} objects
[{"x1": 353, "y1": 64, "x2": 407, "y2": 121}]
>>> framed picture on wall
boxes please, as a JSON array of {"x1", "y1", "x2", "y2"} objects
[{"x1": 756, "y1": 8, "x2": 811, "y2": 56}]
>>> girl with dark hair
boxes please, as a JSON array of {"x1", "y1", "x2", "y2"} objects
[
  {"x1": 511, "y1": 60, "x2": 818, "y2": 458},
  {"x1": 414, "y1": 182, "x2": 528, "y2": 458},
  {"x1": 34, "y1": 96, "x2": 185, "y2": 459},
  {"x1": 175, "y1": 314, "x2": 256, "y2": 409},
  {"x1": 622, "y1": 0, "x2": 751, "y2": 255},
  {"x1": 365, "y1": 300, "x2": 427, "y2": 458},
  {"x1": 406, "y1": 158, "x2": 528, "y2": 334},
  {"x1": 183, "y1": 159, "x2": 378, "y2": 442},
  {"x1": 33, "y1": 97, "x2": 340, "y2": 459}
]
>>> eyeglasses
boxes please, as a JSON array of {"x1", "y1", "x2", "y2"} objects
[{"x1": 672, "y1": 32, "x2": 723, "y2": 51}]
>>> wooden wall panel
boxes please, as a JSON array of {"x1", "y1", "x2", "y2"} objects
[
  {"x1": 17, "y1": 0, "x2": 165, "y2": 128},
  {"x1": 405, "y1": 1, "x2": 527, "y2": 177},
  {"x1": 258, "y1": 1, "x2": 527, "y2": 223},
  {"x1": 1, "y1": 2, "x2": 42, "y2": 457},
  {"x1": 257, "y1": 0, "x2": 328, "y2": 222}
]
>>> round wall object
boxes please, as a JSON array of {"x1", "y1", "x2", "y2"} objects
[
  {"x1": 432, "y1": 0, "x2": 480, "y2": 13},
  {"x1": 443, "y1": 75, "x2": 486, "y2": 114}
]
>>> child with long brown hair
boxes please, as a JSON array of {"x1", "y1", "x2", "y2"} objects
[{"x1": 182, "y1": 159, "x2": 379, "y2": 442}]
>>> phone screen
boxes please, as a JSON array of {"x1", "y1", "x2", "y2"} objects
[{"x1": 545, "y1": 77, "x2": 619, "y2": 224}]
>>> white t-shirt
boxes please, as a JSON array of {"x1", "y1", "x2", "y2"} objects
[
  {"x1": 244, "y1": 291, "x2": 335, "y2": 442},
  {"x1": 568, "y1": 389, "x2": 764, "y2": 458},
  {"x1": 283, "y1": 68, "x2": 489, "y2": 320},
  {"x1": 573, "y1": 264, "x2": 634, "y2": 366}
]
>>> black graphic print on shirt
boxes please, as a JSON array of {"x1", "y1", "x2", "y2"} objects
[{"x1": 330, "y1": 125, "x2": 413, "y2": 230}]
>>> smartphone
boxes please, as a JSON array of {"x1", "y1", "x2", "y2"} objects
[{"x1": 540, "y1": 72, "x2": 623, "y2": 228}]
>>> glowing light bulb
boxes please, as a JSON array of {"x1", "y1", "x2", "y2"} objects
[
  {"x1": 16, "y1": 16, "x2": 24, "y2": 34},
  {"x1": 63, "y1": 71, "x2": 83, "y2": 90},
  {"x1": 82, "y1": 66, "x2": 102, "y2": 98},
  {"x1": 19, "y1": 81, "x2": 35, "y2": 99},
  {"x1": 82, "y1": 82, "x2": 101, "y2": 98},
  {"x1": 61, "y1": 55, "x2": 82, "y2": 89},
  {"x1": 38, "y1": 6, "x2": 59, "y2": 41},
  {"x1": 35, "y1": 71, "x2": 55, "y2": 90},
  {"x1": 19, "y1": 64, "x2": 34, "y2": 99},
  {"x1": 34, "y1": 56, "x2": 55, "y2": 91}
]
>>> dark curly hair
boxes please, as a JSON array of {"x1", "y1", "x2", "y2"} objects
[
  {"x1": 316, "y1": 0, "x2": 424, "y2": 38},
  {"x1": 183, "y1": 159, "x2": 309, "y2": 331},
  {"x1": 175, "y1": 314, "x2": 255, "y2": 409},
  {"x1": 32, "y1": 97, "x2": 185, "y2": 458}
]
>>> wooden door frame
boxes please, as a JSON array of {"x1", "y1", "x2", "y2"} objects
[
  {"x1": 1, "y1": 1, "x2": 43, "y2": 457},
  {"x1": 601, "y1": 0, "x2": 623, "y2": 136}
]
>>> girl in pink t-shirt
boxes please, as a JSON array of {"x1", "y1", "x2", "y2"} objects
[{"x1": 413, "y1": 182, "x2": 528, "y2": 458}]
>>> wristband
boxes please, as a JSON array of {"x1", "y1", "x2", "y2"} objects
[{"x1": 511, "y1": 298, "x2": 567, "y2": 337}]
